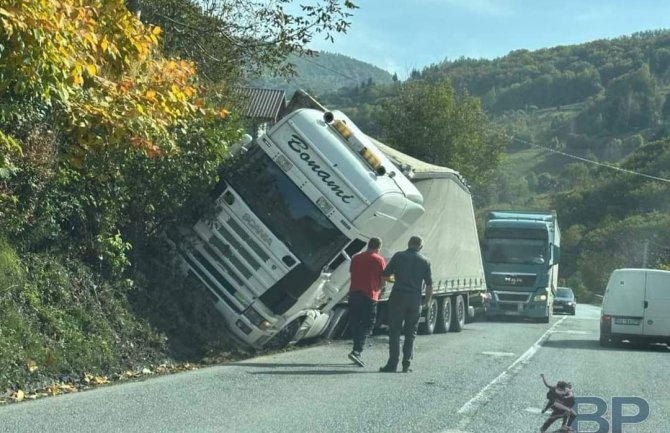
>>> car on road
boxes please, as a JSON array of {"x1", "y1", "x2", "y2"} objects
[{"x1": 553, "y1": 287, "x2": 577, "y2": 315}]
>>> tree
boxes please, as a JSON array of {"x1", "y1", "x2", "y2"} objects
[
  {"x1": 375, "y1": 80, "x2": 507, "y2": 184},
  {"x1": 0, "y1": 0, "x2": 239, "y2": 272},
  {"x1": 138, "y1": 0, "x2": 359, "y2": 82}
]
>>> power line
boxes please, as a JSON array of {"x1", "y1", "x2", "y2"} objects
[{"x1": 508, "y1": 135, "x2": 670, "y2": 184}]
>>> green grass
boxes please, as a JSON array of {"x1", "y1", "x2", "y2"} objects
[{"x1": 0, "y1": 236, "x2": 168, "y2": 391}]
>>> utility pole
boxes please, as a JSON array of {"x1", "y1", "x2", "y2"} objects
[{"x1": 643, "y1": 240, "x2": 649, "y2": 268}]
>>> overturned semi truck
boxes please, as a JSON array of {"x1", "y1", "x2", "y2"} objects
[{"x1": 168, "y1": 92, "x2": 487, "y2": 349}]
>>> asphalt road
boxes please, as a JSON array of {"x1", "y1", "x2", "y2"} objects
[{"x1": 1, "y1": 304, "x2": 668, "y2": 433}]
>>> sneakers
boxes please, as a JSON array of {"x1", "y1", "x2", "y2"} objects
[
  {"x1": 378, "y1": 364, "x2": 397, "y2": 373},
  {"x1": 348, "y1": 351, "x2": 365, "y2": 367}
]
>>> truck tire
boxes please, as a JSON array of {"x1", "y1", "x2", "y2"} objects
[
  {"x1": 599, "y1": 333, "x2": 611, "y2": 347},
  {"x1": 450, "y1": 295, "x2": 466, "y2": 332},
  {"x1": 435, "y1": 297, "x2": 452, "y2": 334},
  {"x1": 539, "y1": 306, "x2": 551, "y2": 323},
  {"x1": 418, "y1": 298, "x2": 438, "y2": 335},
  {"x1": 265, "y1": 318, "x2": 301, "y2": 349}
]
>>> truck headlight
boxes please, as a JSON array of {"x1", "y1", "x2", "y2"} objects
[
  {"x1": 244, "y1": 307, "x2": 270, "y2": 329},
  {"x1": 534, "y1": 294, "x2": 547, "y2": 302}
]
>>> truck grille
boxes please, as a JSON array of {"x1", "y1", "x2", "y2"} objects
[
  {"x1": 202, "y1": 215, "x2": 273, "y2": 281},
  {"x1": 496, "y1": 292, "x2": 532, "y2": 303},
  {"x1": 226, "y1": 217, "x2": 271, "y2": 262}
]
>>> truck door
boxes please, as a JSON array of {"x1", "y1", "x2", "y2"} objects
[
  {"x1": 609, "y1": 271, "x2": 645, "y2": 336},
  {"x1": 642, "y1": 272, "x2": 670, "y2": 337}
]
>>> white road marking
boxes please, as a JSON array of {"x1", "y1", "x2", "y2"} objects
[
  {"x1": 481, "y1": 351, "x2": 515, "y2": 357},
  {"x1": 525, "y1": 407, "x2": 543, "y2": 414},
  {"x1": 449, "y1": 316, "x2": 567, "y2": 431},
  {"x1": 552, "y1": 330, "x2": 591, "y2": 334}
]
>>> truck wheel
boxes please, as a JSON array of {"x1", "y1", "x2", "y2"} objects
[
  {"x1": 418, "y1": 298, "x2": 438, "y2": 335},
  {"x1": 599, "y1": 333, "x2": 611, "y2": 347},
  {"x1": 435, "y1": 297, "x2": 452, "y2": 334},
  {"x1": 265, "y1": 318, "x2": 301, "y2": 350},
  {"x1": 540, "y1": 306, "x2": 551, "y2": 323},
  {"x1": 450, "y1": 295, "x2": 466, "y2": 332}
]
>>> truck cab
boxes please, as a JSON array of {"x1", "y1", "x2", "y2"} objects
[{"x1": 172, "y1": 109, "x2": 423, "y2": 348}]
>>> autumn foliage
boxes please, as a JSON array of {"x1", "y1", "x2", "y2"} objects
[
  {"x1": 1, "y1": 0, "x2": 238, "y2": 264},
  {"x1": 0, "y1": 0, "x2": 228, "y2": 159},
  {"x1": 0, "y1": 0, "x2": 242, "y2": 392}
]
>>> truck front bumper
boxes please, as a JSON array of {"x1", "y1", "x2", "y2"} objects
[
  {"x1": 213, "y1": 300, "x2": 275, "y2": 349},
  {"x1": 486, "y1": 301, "x2": 548, "y2": 318}
]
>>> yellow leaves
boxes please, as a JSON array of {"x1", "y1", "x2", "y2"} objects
[
  {"x1": 81, "y1": 373, "x2": 109, "y2": 385},
  {"x1": 71, "y1": 63, "x2": 84, "y2": 86},
  {"x1": 0, "y1": 362, "x2": 204, "y2": 405},
  {"x1": 83, "y1": 31, "x2": 98, "y2": 50},
  {"x1": 100, "y1": 35, "x2": 109, "y2": 53},
  {"x1": 13, "y1": 390, "x2": 24, "y2": 402},
  {"x1": 144, "y1": 89, "x2": 157, "y2": 103},
  {"x1": 27, "y1": 360, "x2": 38, "y2": 373},
  {"x1": 47, "y1": 383, "x2": 77, "y2": 396},
  {"x1": 1, "y1": 0, "x2": 223, "y2": 164},
  {"x1": 0, "y1": 7, "x2": 15, "y2": 18},
  {"x1": 86, "y1": 63, "x2": 97, "y2": 77}
]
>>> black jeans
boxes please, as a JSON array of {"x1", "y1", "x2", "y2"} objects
[
  {"x1": 541, "y1": 409, "x2": 575, "y2": 432},
  {"x1": 349, "y1": 292, "x2": 377, "y2": 354},
  {"x1": 387, "y1": 290, "x2": 422, "y2": 367}
]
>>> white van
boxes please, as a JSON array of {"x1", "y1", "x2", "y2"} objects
[{"x1": 600, "y1": 268, "x2": 670, "y2": 346}]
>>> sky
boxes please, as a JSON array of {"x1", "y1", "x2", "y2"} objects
[{"x1": 308, "y1": 0, "x2": 670, "y2": 78}]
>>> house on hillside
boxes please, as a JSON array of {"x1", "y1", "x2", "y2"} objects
[{"x1": 235, "y1": 87, "x2": 286, "y2": 138}]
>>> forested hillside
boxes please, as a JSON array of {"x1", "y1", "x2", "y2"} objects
[
  {"x1": 320, "y1": 30, "x2": 670, "y2": 299},
  {"x1": 248, "y1": 52, "x2": 394, "y2": 97}
]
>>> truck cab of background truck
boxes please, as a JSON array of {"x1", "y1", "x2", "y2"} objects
[
  {"x1": 481, "y1": 211, "x2": 560, "y2": 322},
  {"x1": 172, "y1": 108, "x2": 424, "y2": 349}
]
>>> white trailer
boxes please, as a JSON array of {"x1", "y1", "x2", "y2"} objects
[{"x1": 370, "y1": 139, "x2": 487, "y2": 335}]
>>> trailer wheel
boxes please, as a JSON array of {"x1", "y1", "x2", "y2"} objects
[
  {"x1": 418, "y1": 298, "x2": 438, "y2": 335},
  {"x1": 450, "y1": 295, "x2": 466, "y2": 332},
  {"x1": 435, "y1": 297, "x2": 452, "y2": 334}
]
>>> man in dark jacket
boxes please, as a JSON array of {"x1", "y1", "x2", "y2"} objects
[
  {"x1": 379, "y1": 235, "x2": 433, "y2": 373},
  {"x1": 347, "y1": 237, "x2": 386, "y2": 367}
]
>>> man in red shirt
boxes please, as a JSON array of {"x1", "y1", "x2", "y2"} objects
[{"x1": 348, "y1": 237, "x2": 386, "y2": 367}]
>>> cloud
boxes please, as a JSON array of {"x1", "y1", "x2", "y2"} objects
[{"x1": 421, "y1": 0, "x2": 515, "y2": 17}]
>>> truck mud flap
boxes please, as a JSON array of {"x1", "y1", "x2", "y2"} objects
[{"x1": 323, "y1": 306, "x2": 350, "y2": 340}]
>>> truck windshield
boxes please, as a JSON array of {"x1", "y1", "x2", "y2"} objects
[
  {"x1": 227, "y1": 146, "x2": 348, "y2": 273},
  {"x1": 484, "y1": 238, "x2": 547, "y2": 265}
]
